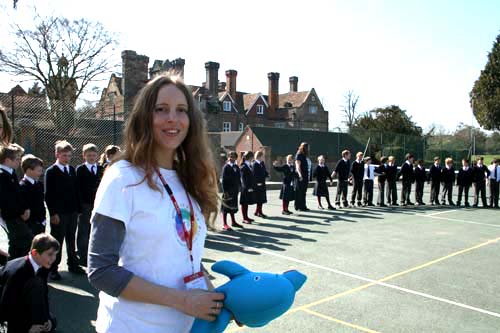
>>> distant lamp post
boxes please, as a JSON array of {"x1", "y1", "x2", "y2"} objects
[
  {"x1": 108, "y1": 91, "x2": 117, "y2": 145},
  {"x1": 333, "y1": 127, "x2": 342, "y2": 157}
]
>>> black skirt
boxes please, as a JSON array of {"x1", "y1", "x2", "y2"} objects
[
  {"x1": 221, "y1": 190, "x2": 239, "y2": 213},
  {"x1": 280, "y1": 183, "x2": 296, "y2": 202},
  {"x1": 313, "y1": 181, "x2": 330, "y2": 197},
  {"x1": 254, "y1": 183, "x2": 267, "y2": 204},
  {"x1": 240, "y1": 190, "x2": 255, "y2": 205}
]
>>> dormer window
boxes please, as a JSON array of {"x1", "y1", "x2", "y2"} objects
[
  {"x1": 223, "y1": 101, "x2": 232, "y2": 112},
  {"x1": 309, "y1": 105, "x2": 318, "y2": 114},
  {"x1": 311, "y1": 96, "x2": 316, "y2": 102},
  {"x1": 256, "y1": 104, "x2": 264, "y2": 115}
]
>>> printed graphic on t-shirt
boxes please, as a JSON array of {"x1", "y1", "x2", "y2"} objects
[{"x1": 174, "y1": 206, "x2": 199, "y2": 245}]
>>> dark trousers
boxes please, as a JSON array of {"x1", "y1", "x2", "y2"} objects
[
  {"x1": 294, "y1": 180, "x2": 308, "y2": 210},
  {"x1": 473, "y1": 181, "x2": 488, "y2": 207},
  {"x1": 441, "y1": 182, "x2": 454, "y2": 204},
  {"x1": 50, "y1": 212, "x2": 79, "y2": 272},
  {"x1": 363, "y1": 179, "x2": 373, "y2": 205},
  {"x1": 489, "y1": 181, "x2": 499, "y2": 207},
  {"x1": 457, "y1": 185, "x2": 470, "y2": 205},
  {"x1": 77, "y1": 204, "x2": 92, "y2": 266},
  {"x1": 386, "y1": 180, "x2": 397, "y2": 204},
  {"x1": 400, "y1": 181, "x2": 412, "y2": 204},
  {"x1": 430, "y1": 181, "x2": 440, "y2": 204},
  {"x1": 377, "y1": 181, "x2": 386, "y2": 205},
  {"x1": 351, "y1": 178, "x2": 363, "y2": 204},
  {"x1": 335, "y1": 179, "x2": 349, "y2": 206},
  {"x1": 415, "y1": 181, "x2": 425, "y2": 204},
  {"x1": 6, "y1": 218, "x2": 33, "y2": 259}
]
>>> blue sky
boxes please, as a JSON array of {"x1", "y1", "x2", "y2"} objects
[{"x1": 1, "y1": 0, "x2": 499, "y2": 132}]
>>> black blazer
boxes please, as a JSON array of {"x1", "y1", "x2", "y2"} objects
[
  {"x1": 457, "y1": 167, "x2": 473, "y2": 187},
  {"x1": 253, "y1": 161, "x2": 269, "y2": 185},
  {"x1": 377, "y1": 164, "x2": 387, "y2": 183},
  {"x1": 441, "y1": 167, "x2": 456, "y2": 184},
  {"x1": 398, "y1": 162, "x2": 415, "y2": 182},
  {"x1": 428, "y1": 164, "x2": 442, "y2": 182},
  {"x1": 240, "y1": 163, "x2": 256, "y2": 193},
  {"x1": 334, "y1": 159, "x2": 351, "y2": 181},
  {"x1": 0, "y1": 168, "x2": 27, "y2": 220},
  {"x1": 76, "y1": 164, "x2": 104, "y2": 206},
  {"x1": 472, "y1": 164, "x2": 490, "y2": 183},
  {"x1": 221, "y1": 163, "x2": 240, "y2": 194},
  {"x1": 0, "y1": 256, "x2": 50, "y2": 329},
  {"x1": 350, "y1": 160, "x2": 364, "y2": 181},
  {"x1": 385, "y1": 164, "x2": 398, "y2": 182},
  {"x1": 274, "y1": 164, "x2": 297, "y2": 185},
  {"x1": 19, "y1": 178, "x2": 46, "y2": 223},
  {"x1": 313, "y1": 165, "x2": 332, "y2": 183},
  {"x1": 414, "y1": 166, "x2": 426, "y2": 183},
  {"x1": 44, "y1": 164, "x2": 79, "y2": 216}
]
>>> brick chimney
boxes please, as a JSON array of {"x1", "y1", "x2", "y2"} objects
[
  {"x1": 171, "y1": 58, "x2": 185, "y2": 79},
  {"x1": 289, "y1": 76, "x2": 298, "y2": 92},
  {"x1": 122, "y1": 50, "x2": 149, "y2": 119},
  {"x1": 268, "y1": 72, "x2": 280, "y2": 115},
  {"x1": 226, "y1": 70, "x2": 237, "y2": 101},
  {"x1": 205, "y1": 62, "x2": 219, "y2": 97}
]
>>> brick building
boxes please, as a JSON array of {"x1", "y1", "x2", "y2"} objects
[{"x1": 97, "y1": 50, "x2": 329, "y2": 132}]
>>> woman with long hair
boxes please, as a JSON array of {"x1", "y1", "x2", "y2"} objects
[
  {"x1": 294, "y1": 142, "x2": 310, "y2": 211},
  {"x1": 0, "y1": 104, "x2": 13, "y2": 263},
  {"x1": 87, "y1": 74, "x2": 224, "y2": 332},
  {"x1": 99, "y1": 145, "x2": 121, "y2": 169}
]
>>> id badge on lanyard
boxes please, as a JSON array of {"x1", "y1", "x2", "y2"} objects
[{"x1": 156, "y1": 170, "x2": 207, "y2": 290}]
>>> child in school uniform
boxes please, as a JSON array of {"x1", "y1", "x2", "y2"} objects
[
  {"x1": 414, "y1": 159, "x2": 427, "y2": 205},
  {"x1": 472, "y1": 156, "x2": 490, "y2": 208},
  {"x1": 19, "y1": 154, "x2": 46, "y2": 236},
  {"x1": 0, "y1": 233, "x2": 59, "y2": 333},
  {"x1": 313, "y1": 155, "x2": 335, "y2": 210},
  {"x1": 398, "y1": 153, "x2": 415, "y2": 206},
  {"x1": 350, "y1": 152, "x2": 364, "y2": 207},
  {"x1": 273, "y1": 155, "x2": 297, "y2": 215},
  {"x1": 385, "y1": 156, "x2": 398, "y2": 206},
  {"x1": 253, "y1": 151, "x2": 270, "y2": 218},
  {"x1": 362, "y1": 156, "x2": 375, "y2": 206},
  {"x1": 76, "y1": 144, "x2": 103, "y2": 266},
  {"x1": 428, "y1": 157, "x2": 442, "y2": 205},
  {"x1": 488, "y1": 159, "x2": 499, "y2": 208},
  {"x1": 440, "y1": 158, "x2": 456, "y2": 206},
  {"x1": 377, "y1": 156, "x2": 388, "y2": 207},
  {"x1": 457, "y1": 158, "x2": 473, "y2": 207},
  {"x1": 332, "y1": 150, "x2": 351, "y2": 208},
  {"x1": 0, "y1": 143, "x2": 32, "y2": 259},
  {"x1": 99, "y1": 145, "x2": 121, "y2": 169},
  {"x1": 240, "y1": 151, "x2": 256, "y2": 224},
  {"x1": 44, "y1": 140, "x2": 84, "y2": 280},
  {"x1": 221, "y1": 151, "x2": 243, "y2": 230}
]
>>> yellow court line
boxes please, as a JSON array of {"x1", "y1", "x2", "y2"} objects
[{"x1": 302, "y1": 308, "x2": 381, "y2": 333}]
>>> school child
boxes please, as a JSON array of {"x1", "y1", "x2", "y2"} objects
[
  {"x1": 240, "y1": 151, "x2": 256, "y2": 223},
  {"x1": 472, "y1": 156, "x2": 490, "y2": 208},
  {"x1": 428, "y1": 157, "x2": 442, "y2": 205},
  {"x1": 99, "y1": 145, "x2": 121, "y2": 169},
  {"x1": 456, "y1": 158, "x2": 473, "y2": 207},
  {"x1": 377, "y1": 156, "x2": 388, "y2": 207},
  {"x1": 253, "y1": 151, "x2": 270, "y2": 218},
  {"x1": 362, "y1": 156, "x2": 375, "y2": 206},
  {"x1": 19, "y1": 154, "x2": 46, "y2": 236},
  {"x1": 273, "y1": 155, "x2": 297, "y2": 215},
  {"x1": 313, "y1": 155, "x2": 335, "y2": 210},
  {"x1": 398, "y1": 153, "x2": 415, "y2": 206},
  {"x1": 44, "y1": 140, "x2": 83, "y2": 280},
  {"x1": 385, "y1": 156, "x2": 398, "y2": 206},
  {"x1": 0, "y1": 233, "x2": 59, "y2": 333},
  {"x1": 440, "y1": 158, "x2": 456, "y2": 206},
  {"x1": 488, "y1": 159, "x2": 499, "y2": 208},
  {"x1": 350, "y1": 152, "x2": 364, "y2": 207},
  {"x1": 414, "y1": 159, "x2": 427, "y2": 205},
  {"x1": 332, "y1": 150, "x2": 351, "y2": 208},
  {"x1": 0, "y1": 143, "x2": 32, "y2": 259},
  {"x1": 221, "y1": 151, "x2": 243, "y2": 230},
  {"x1": 76, "y1": 144, "x2": 104, "y2": 266}
]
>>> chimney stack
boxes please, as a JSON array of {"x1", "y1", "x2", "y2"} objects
[
  {"x1": 268, "y1": 72, "x2": 280, "y2": 115},
  {"x1": 289, "y1": 76, "x2": 298, "y2": 92},
  {"x1": 226, "y1": 70, "x2": 237, "y2": 101},
  {"x1": 122, "y1": 50, "x2": 149, "y2": 119},
  {"x1": 205, "y1": 62, "x2": 220, "y2": 97}
]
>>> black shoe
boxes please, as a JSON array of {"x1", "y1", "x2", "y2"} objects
[
  {"x1": 50, "y1": 271, "x2": 62, "y2": 281},
  {"x1": 231, "y1": 221, "x2": 244, "y2": 228},
  {"x1": 282, "y1": 211, "x2": 291, "y2": 215},
  {"x1": 357, "y1": 202, "x2": 363, "y2": 207},
  {"x1": 318, "y1": 205, "x2": 325, "y2": 210},
  {"x1": 472, "y1": 204, "x2": 478, "y2": 208},
  {"x1": 327, "y1": 205, "x2": 336, "y2": 210},
  {"x1": 420, "y1": 202, "x2": 426, "y2": 206},
  {"x1": 392, "y1": 203, "x2": 399, "y2": 206},
  {"x1": 407, "y1": 202, "x2": 415, "y2": 205},
  {"x1": 303, "y1": 208, "x2": 311, "y2": 212},
  {"x1": 367, "y1": 203, "x2": 375, "y2": 207},
  {"x1": 379, "y1": 204, "x2": 387, "y2": 207},
  {"x1": 68, "y1": 266, "x2": 86, "y2": 275}
]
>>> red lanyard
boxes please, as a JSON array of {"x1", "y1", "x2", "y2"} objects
[{"x1": 156, "y1": 169, "x2": 196, "y2": 273}]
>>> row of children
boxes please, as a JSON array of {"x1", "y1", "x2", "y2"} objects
[{"x1": 0, "y1": 140, "x2": 121, "y2": 281}]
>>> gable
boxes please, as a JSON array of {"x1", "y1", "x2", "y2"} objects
[{"x1": 244, "y1": 94, "x2": 268, "y2": 116}]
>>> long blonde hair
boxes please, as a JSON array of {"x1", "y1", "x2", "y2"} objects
[{"x1": 120, "y1": 74, "x2": 219, "y2": 226}]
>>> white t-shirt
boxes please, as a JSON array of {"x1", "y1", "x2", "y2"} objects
[{"x1": 92, "y1": 160, "x2": 207, "y2": 333}]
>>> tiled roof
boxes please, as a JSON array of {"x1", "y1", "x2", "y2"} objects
[
  {"x1": 279, "y1": 91, "x2": 310, "y2": 108},
  {"x1": 220, "y1": 131, "x2": 243, "y2": 148},
  {"x1": 242, "y1": 93, "x2": 261, "y2": 110}
]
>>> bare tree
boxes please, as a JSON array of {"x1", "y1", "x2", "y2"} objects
[
  {"x1": 0, "y1": 13, "x2": 117, "y2": 133},
  {"x1": 341, "y1": 90, "x2": 359, "y2": 129}
]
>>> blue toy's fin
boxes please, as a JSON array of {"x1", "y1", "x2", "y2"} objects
[
  {"x1": 212, "y1": 261, "x2": 250, "y2": 279},
  {"x1": 283, "y1": 270, "x2": 307, "y2": 291},
  {"x1": 190, "y1": 308, "x2": 232, "y2": 333}
]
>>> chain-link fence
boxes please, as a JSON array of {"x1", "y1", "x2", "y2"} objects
[{"x1": 0, "y1": 92, "x2": 123, "y2": 167}]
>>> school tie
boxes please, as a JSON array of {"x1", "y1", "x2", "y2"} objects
[
  {"x1": 64, "y1": 166, "x2": 69, "y2": 176},
  {"x1": 91, "y1": 165, "x2": 95, "y2": 175},
  {"x1": 495, "y1": 167, "x2": 498, "y2": 180},
  {"x1": 367, "y1": 166, "x2": 370, "y2": 179}
]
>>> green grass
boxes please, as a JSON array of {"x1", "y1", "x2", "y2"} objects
[{"x1": 473, "y1": 154, "x2": 499, "y2": 165}]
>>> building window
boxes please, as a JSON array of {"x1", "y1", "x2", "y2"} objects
[
  {"x1": 309, "y1": 105, "x2": 318, "y2": 114},
  {"x1": 274, "y1": 122, "x2": 286, "y2": 128},
  {"x1": 311, "y1": 96, "x2": 316, "y2": 102},
  {"x1": 223, "y1": 122, "x2": 231, "y2": 132},
  {"x1": 256, "y1": 104, "x2": 264, "y2": 115},
  {"x1": 223, "y1": 101, "x2": 232, "y2": 112},
  {"x1": 239, "y1": 122, "x2": 244, "y2": 131}
]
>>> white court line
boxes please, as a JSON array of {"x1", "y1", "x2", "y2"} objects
[
  {"x1": 425, "y1": 209, "x2": 458, "y2": 216},
  {"x1": 416, "y1": 214, "x2": 500, "y2": 228},
  {"x1": 210, "y1": 235, "x2": 500, "y2": 319}
]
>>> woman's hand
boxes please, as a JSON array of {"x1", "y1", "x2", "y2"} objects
[{"x1": 181, "y1": 289, "x2": 225, "y2": 321}]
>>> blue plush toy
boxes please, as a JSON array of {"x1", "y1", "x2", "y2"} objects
[{"x1": 190, "y1": 260, "x2": 307, "y2": 333}]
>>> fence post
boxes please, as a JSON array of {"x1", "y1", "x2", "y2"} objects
[{"x1": 11, "y1": 93, "x2": 15, "y2": 130}]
